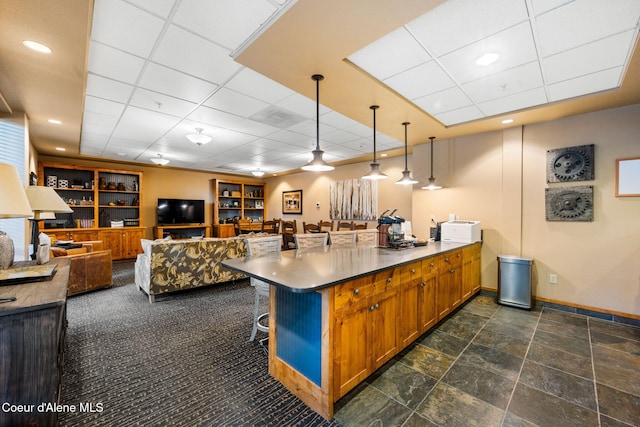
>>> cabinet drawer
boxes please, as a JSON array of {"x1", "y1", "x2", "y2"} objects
[
  {"x1": 399, "y1": 261, "x2": 422, "y2": 284},
  {"x1": 440, "y1": 250, "x2": 462, "y2": 270},
  {"x1": 335, "y1": 276, "x2": 372, "y2": 311},
  {"x1": 372, "y1": 267, "x2": 400, "y2": 294},
  {"x1": 422, "y1": 256, "x2": 439, "y2": 276}
]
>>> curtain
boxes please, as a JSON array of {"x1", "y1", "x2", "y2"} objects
[{"x1": 329, "y1": 179, "x2": 377, "y2": 220}]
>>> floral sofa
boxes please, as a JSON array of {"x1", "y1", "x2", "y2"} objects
[{"x1": 134, "y1": 236, "x2": 249, "y2": 303}]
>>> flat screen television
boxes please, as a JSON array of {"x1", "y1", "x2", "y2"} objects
[{"x1": 157, "y1": 199, "x2": 205, "y2": 225}]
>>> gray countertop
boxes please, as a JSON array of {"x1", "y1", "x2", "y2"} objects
[{"x1": 222, "y1": 241, "x2": 472, "y2": 293}]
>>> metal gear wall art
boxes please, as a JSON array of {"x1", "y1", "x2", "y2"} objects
[
  {"x1": 546, "y1": 144, "x2": 594, "y2": 183},
  {"x1": 545, "y1": 185, "x2": 593, "y2": 221}
]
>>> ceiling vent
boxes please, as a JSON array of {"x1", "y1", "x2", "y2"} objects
[{"x1": 249, "y1": 105, "x2": 306, "y2": 129}]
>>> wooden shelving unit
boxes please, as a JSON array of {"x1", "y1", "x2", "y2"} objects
[{"x1": 211, "y1": 179, "x2": 266, "y2": 237}]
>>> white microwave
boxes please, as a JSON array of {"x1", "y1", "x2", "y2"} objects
[{"x1": 440, "y1": 221, "x2": 481, "y2": 243}]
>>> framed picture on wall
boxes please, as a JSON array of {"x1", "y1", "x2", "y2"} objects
[
  {"x1": 615, "y1": 157, "x2": 640, "y2": 197},
  {"x1": 282, "y1": 190, "x2": 302, "y2": 214}
]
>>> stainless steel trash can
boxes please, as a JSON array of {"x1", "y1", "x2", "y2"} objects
[{"x1": 497, "y1": 255, "x2": 534, "y2": 309}]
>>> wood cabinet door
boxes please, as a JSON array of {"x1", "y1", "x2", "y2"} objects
[
  {"x1": 371, "y1": 286, "x2": 400, "y2": 370},
  {"x1": 399, "y1": 261, "x2": 422, "y2": 347},
  {"x1": 419, "y1": 273, "x2": 438, "y2": 332},
  {"x1": 461, "y1": 255, "x2": 474, "y2": 301},
  {"x1": 437, "y1": 269, "x2": 453, "y2": 320},
  {"x1": 69, "y1": 230, "x2": 99, "y2": 242},
  {"x1": 450, "y1": 267, "x2": 462, "y2": 309},
  {"x1": 123, "y1": 229, "x2": 143, "y2": 258},
  {"x1": 333, "y1": 299, "x2": 372, "y2": 399},
  {"x1": 98, "y1": 230, "x2": 124, "y2": 259}
]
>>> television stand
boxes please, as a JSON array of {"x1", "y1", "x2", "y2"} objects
[{"x1": 154, "y1": 224, "x2": 212, "y2": 239}]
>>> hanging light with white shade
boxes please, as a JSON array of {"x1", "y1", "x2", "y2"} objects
[
  {"x1": 362, "y1": 105, "x2": 387, "y2": 180},
  {"x1": 422, "y1": 136, "x2": 442, "y2": 190},
  {"x1": 301, "y1": 74, "x2": 334, "y2": 172},
  {"x1": 396, "y1": 122, "x2": 418, "y2": 185}
]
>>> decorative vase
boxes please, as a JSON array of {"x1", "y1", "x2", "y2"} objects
[{"x1": 0, "y1": 231, "x2": 14, "y2": 270}]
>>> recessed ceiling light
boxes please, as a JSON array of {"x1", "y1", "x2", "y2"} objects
[
  {"x1": 55, "y1": 147, "x2": 65, "y2": 151},
  {"x1": 381, "y1": 153, "x2": 388, "y2": 157},
  {"x1": 475, "y1": 52, "x2": 500, "y2": 66},
  {"x1": 23, "y1": 40, "x2": 52, "y2": 54},
  {"x1": 501, "y1": 118, "x2": 514, "y2": 124},
  {"x1": 48, "y1": 119, "x2": 62, "y2": 125}
]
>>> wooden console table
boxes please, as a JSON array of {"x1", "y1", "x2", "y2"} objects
[
  {"x1": 0, "y1": 258, "x2": 70, "y2": 427},
  {"x1": 154, "y1": 224, "x2": 212, "y2": 239}
]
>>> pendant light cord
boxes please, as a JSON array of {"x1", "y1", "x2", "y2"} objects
[
  {"x1": 370, "y1": 105, "x2": 379, "y2": 162},
  {"x1": 313, "y1": 74, "x2": 324, "y2": 151},
  {"x1": 429, "y1": 136, "x2": 436, "y2": 179},
  {"x1": 403, "y1": 122, "x2": 410, "y2": 170}
]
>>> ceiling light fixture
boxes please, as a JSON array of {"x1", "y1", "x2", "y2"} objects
[
  {"x1": 151, "y1": 154, "x2": 169, "y2": 166},
  {"x1": 23, "y1": 40, "x2": 52, "y2": 54},
  {"x1": 396, "y1": 122, "x2": 418, "y2": 185},
  {"x1": 362, "y1": 105, "x2": 387, "y2": 180},
  {"x1": 55, "y1": 147, "x2": 65, "y2": 151},
  {"x1": 251, "y1": 168, "x2": 265, "y2": 177},
  {"x1": 475, "y1": 52, "x2": 500, "y2": 66},
  {"x1": 48, "y1": 119, "x2": 62, "y2": 125},
  {"x1": 302, "y1": 74, "x2": 334, "y2": 172},
  {"x1": 422, "y1": 136, "x2": 442, "y2": 190},
  {"x1": 502, "y1": 118, "x2": 514, "y2": 124},
  {"x1": 186, "y1": 128, "x2": 212, "y2": 145}
]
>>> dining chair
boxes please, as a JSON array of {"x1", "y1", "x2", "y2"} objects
[
  {"x1": 318, "y1": 220, "x2": 333, "y2": 232},
  {"x1": 293, "y1": 232, "x2": 328, "y2": 249},
  {"x1": 234, "y1": 218, "x2": 252, "y2": 235},
  {"x1": 356, "y1": 228, "x2": 378, "y2": 246},
  {"x1": 262, "y1": 219, "x2": 278, "y2": 234},
  {"x1": 244, "y1": 235, "x2": 283, "y2": 343},
  {"x1": 353, "y1": 222, "x2": 368, "y2": 230},
  {"x1": 336, "y1": 221, "x2": 355, "y2": 231},
  {"x1": 281, "y1": 219, "x2": 297, "y2": 250},
  {"x1": 303, "y1": 222, "x2": 321, "y2": 233},
  {"x1": 329, "y1": 230, "x2": 357, "y2": 246}
]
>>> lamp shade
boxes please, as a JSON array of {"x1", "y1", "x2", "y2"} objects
[
  {"x1": 0, "y1": 163, "x2": 33, "y2": 218},
  {"x1": 25, "y1": 186, "x2": 73, "y2": 218}
]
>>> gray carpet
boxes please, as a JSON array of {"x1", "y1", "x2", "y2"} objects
[{"x1": 60, "y1": 265, "x2": 340, "y2": 426}]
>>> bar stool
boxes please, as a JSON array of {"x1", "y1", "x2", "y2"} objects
[{"x1": 244, "y1": 235, "x2": 282, "y2": 346}]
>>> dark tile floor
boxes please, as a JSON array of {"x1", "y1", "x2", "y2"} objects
[{"x1": 333, "y1": 295, "x2": 640, "y2": 427}]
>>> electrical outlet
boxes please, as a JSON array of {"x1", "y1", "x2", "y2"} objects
[{"x1": 550, "y1": 274, "x2": 557, "y2": 284}]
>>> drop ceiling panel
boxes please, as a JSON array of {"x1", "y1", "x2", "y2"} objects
[
  {"x1": 129, "y1": 88, "x2": 197, "y2": 117},
  {"x1": 127, "y1": 0, "x2": 175, "y2": 18},
  {"x1": 173, "y1": 0, "x2": 277, "y2": 51},
  {"x1": 478, "y1": 87, "x2": 548, "y2": 116},
  {"x1": 88, "y1": 42, "x2": 146, "y2": 84},
  {"x1": 413, "y1": 86, "x2": 473, "y2": 115},
  {"x1": 138, "y1": 62, "x2": 218, "y2": 103},
  {"x1": 383, "y1": 61, "x2": 455, "y2": 100},
  {"x1": 462, "y1": 62, "x2": 544, "y2": 103},
  {"x1": 547, "y1": 67, "x2": 624, "y2": 102},
  {"x1": 84, "y1": 96, "x2": 126, "y2": 118},
  {"x1": 85, "y1": 75, "x2": 133, "y2": 103},
  {"x1": 435, "y1": 105, "x2": 484, "y2": 126},
  {"x1": 275, "y1": 93, "x2": 319, "y2": 119},
  {"x1": 112, "y1": 106, "x2": 180, "y2": 142},
  {"x1": 224, "y1": 68, "x2": 293, "y2": 104},
  {"x1": 347, "y1": 27, "x2": 433, "y2": 81},
  {"x1": 151, "y1": 24, "x2": 242, "y2": 84},
  {"x1": 406, "y1": 0, "x2": 529, "y2": 56},
  {"x1": 203, "y1": 88, "x2": 269, "y2": 118},
  {"x1": 91, "y1": 0, "x2": 164, "y2": 57}
]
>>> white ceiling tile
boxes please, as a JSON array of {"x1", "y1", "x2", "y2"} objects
[
  {"x1": 265, "y1": 130, "x2": 309, "y2": 145},
  {"x1": 434, "y1": 105, "x2": 485, "y2": 126},
  {"x1": 287, "y1": 119, "x2": 337, "y2": 138},
  {"x1": 80, "y1": 133, "x2": 109, "y2": 146},
  {"x1": 224, "y1": 68, "x2": 293, "y2": 104},
  {"x1": 91, "y1": 0, "x2": 165, "y2": 57},
  {"x1": 462, "y1": 61, "x2": 543, "y2": 103},
  {"x1": 80, "y1": 146, "x2": 104, "y2": 157},
  {"x1": 126, "y1": 0, "x2": 176, "y2": 18},
  {"x1": 407, "y1": 0, "x2": 529, "y2": 56},
  {"x1": 173, "y1": 0, "x2": 277, "y2": 50},
  {"x1": 203, "y1": 88, "x2": 269, "y2": 118},
  {"x1": 82, "y1": 111, "x2": 118, "y2": 130},
  {"x1": 529, "y1": 0, "x2": 572, "y2": 16},
  {"x1": 320, "y1": 111, "x2": 362, "y2": 129},
  {"x1": 88, "y1": 42, "x2": 146, "y2": 84},
  {"x1": 321, "y1": 130, "x2": 360, "y2": 145},
  {"x1": 112, "y1": 107, "x2": 180, "y2": 142},
  {"x1": 543, "y1": 30, "x2": 636, "y2": 84},
  {"x1": 384, "y1": 61, "x2": 455, "y2": 100},
  {"x1": 348, "y1": 27, "x2": 432, "y2": 81},
  {"x1": 85, "y1": 75, "x2": 134, "y2": 103},
  {"x1": 413, "y1": 86, "x2": 473, "y2": 114},
  {"x1": 138, "y1": 62, "x2": 218, "y2": 103},
  {"x1": 84, "y1": 96, "x2": 126, "y2": 117},
  {"x1": 547, "y1": 67, "x2": 623, "y2": 102},
  {"x1": 477, "y1": 87, "x2": 548, "y2": 116},
  {"x1": 440, "y1": 22, "x2": 538, "y2": 84},
  {"x1": 152, "y1": 25, "x2": 242, "y2": 84},
  {"x1": 535, "y1": 0, "x2": 640, "y2": 57},
  {"x1": 188, "y1": 105, "x2": 246, "y2": 129},
  {"x1": 230, "y1": 118, "x2": 281, "y2": 137},
  {"x1": 275, "y1": 93, "x2": 320, "y2": 119},
  {"x1": 129, "y1": 88, "x2": 197, "y2": 117}
]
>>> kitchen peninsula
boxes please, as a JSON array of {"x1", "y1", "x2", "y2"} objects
[{"x1": 223, "y1": 241, "x2": 481, "y2": 419}]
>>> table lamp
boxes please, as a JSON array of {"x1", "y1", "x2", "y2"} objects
[
  {"x1": 25, "y1": 186, "x2": 73, "y2": 259},
  {"x1": 0, "y1": 164, "x2": 34, "y2": 270}
]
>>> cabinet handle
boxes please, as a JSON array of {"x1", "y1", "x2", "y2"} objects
[
  {"x1": 410, "y1": 269, "x2": 415, "y2": 274},
  {"x1": 450, "y1": 269, "x2": 456, "y2": 273},
  {"x1": 420, "y1": 282, "x2": 425, "y2": 288},
  {"x1": 354, "y1": 288, "x2": 359, "y2": 295},
  {"x1": 445, "y1": 257, "x2": 449, "y2": 262},
  {"x1": 457, "y1": 253, "x2": 461, "y2": 258},
  {"x1": 386, "y1": 278, "x2": 392, "y2": 283},
  {"x1": 370, "y1": 306, "x2": 375, "y2": 311},
  {"x1": 429, "y1": 262, "x2": 434, "y2": 267},
  {"x1": 375, "y1": 303, "x2": 379, "y2": 309}
]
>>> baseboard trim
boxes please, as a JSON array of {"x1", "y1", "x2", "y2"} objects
[{"x1": 479, "y1": 287, "x2": 640, "y2": 328}]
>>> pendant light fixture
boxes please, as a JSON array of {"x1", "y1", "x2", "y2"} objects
[
  {"x1": 151, "y1": 153, "x2": 169, "y2": 165},
  {"x1": 362, "y1": 105, "x2": 387, "y2": 180},
  {"x1": 422, "y1": 136, "x2": 442, "y2": 190},
  {"x1": 186, "y1": 128, "x2": 212, "y2": 145},
  {"x1": 251, "y1": 168, "x2": 265, "y2": 177},
  {"x1": 396, "y1": 122, "x2": 418, "y2": 185},
  {"x1": 302, "y1": 74, "x2": 334, "y2": 172}
]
